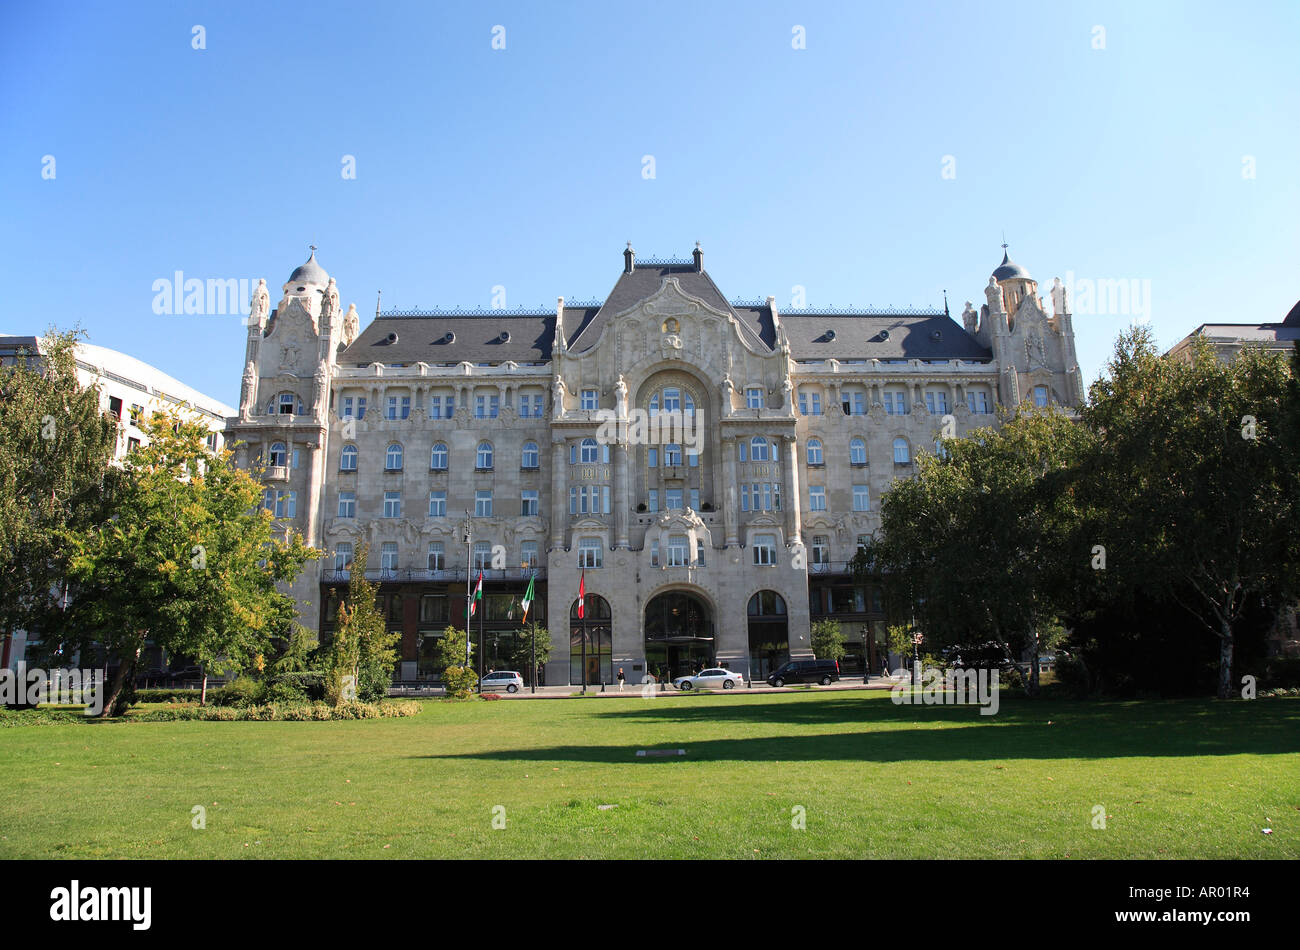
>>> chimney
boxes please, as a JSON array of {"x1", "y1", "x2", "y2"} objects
[
  {"x1": 623, "y1": 242, "x2": 634, "y2": 274},
  {"x1": 692, "y1": 241, "x2": 703, "y2": 272}
]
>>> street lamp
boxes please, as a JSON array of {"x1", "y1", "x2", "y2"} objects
[{"x1": 462, "y1": 510, "x2": 472, "y2": 670}]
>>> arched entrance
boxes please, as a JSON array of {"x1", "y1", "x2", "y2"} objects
[
  {"x1": 644, "y1": 590, "x2": 714, "y2": 683},
  {"x1": 570, "y1": 594, "x2": 611, "y2": 686},
  {"x1": 747, "y1": 590, "x2": 790, "y2": 680}
]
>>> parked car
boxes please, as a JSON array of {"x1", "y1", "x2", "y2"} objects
[
  {"x1": 673, "y1": 668, "x2": 743, "y2": 690},
  {"x1": 480, "y1": 670, "x2": 524, "y2": 693},
  {"x1": 767, "y1": 659, "x2": 840, "y2": 687}
]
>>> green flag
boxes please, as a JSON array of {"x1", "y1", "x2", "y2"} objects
[{"x1": 519, "y1": 574, "x2": 535, "y2": 623}]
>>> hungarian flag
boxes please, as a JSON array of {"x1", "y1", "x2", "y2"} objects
[
  {"x1": 519, "y1": 574, "x2": 536, "y2": 623},
  {"x1": 577, "y1": 569, "x2": 585, "y2": 619},
  {"x1": 470, "y1": 571, "x2": 483, "y2": 617}
]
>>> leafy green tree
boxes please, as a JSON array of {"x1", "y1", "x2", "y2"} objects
[
  {"x1": 1080, "y1": 329, "x2": 1298, "y2": 699},
  {"x1": 433, "y1": 624, "x2": 474, "y2": 675},
  {"x1": 57, "y1": 409, "x2": 316, "y2": 715},
  {"x1": 326, "y1": 543, "x2": 400, "y2": 703},
  {"x1": 507, "y1": 622, "x2": 551, "y2": 685},
  {"x1": 810, "y1": 619, "x2": 846, "y2": 662},
  {"x1": 0, "y1": 328, "x2": 118, "y2": 663}
]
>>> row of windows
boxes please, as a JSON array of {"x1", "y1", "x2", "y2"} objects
[
  {"x1": 796, "y1": 387, "x2": 996, "y2": 416},
  {"x1": 332, "y1": 540, "x2": 541, "y2": 573},
  {"x1": 336, "y1": 393, "x2": 547, "y2": 420},
  {"x1": 337, "y1": 441, "x2": 542, "y2": 473}
]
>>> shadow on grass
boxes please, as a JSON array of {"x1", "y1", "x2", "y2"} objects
[{"x1": 415, "y1": 696, "x2": 1300, "y2": 764}]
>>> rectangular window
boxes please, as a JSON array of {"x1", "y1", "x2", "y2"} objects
[
  {"x1": 521, "y1": 490, "x2": 539, "y2": 516},
  {"x1": 690, "y1": 489, "x2": 700, "y2": 511},
  {"x1": 427, "y1": 543, "x2": 444, "y2": 571},
  {"x1": 108, "y1": 396, "x2": 123, "y2": 418},
  {"x1": 753, "y1": 535, "x2": 776, "y2": 566},
  {"x1": 580, "y1": 389, "x2": 598, "y2": 411},
  {"x1": 967, "y1": 390, "x2": 990, "y2": 414},
  {"x1": 667, "y1": 536, "x2": 688, "y2": 567},
  {"x1": 1034, "y1": 386, "x2": 1049, "y2": 408},
  {"x1": 129, "y1": 404, "x2": 144, "y2": 427},
  {"x1": 925, "y1": 390, "x2": 948, "y2": 415},
  {"x1": 696, "y1": 539, "x2": 706, "y2": 566},
  {"x1": 475, "y1": 490, "x2": 493, "y2": 518},
  {"x1": 275, "y1": 490, "x2": 296, "y2": 519},
  {"x1": 666, "y1": 489, "x2": 683, "y2": 511},
  {"x1": 884, "y1": 390, "x2": 906, "y2": 415},
  {"x1": 337, "y1": 492, "x2": 356, "y2": 518},
  {"x1": 647, "y1": 489, "x2": 659, "y2": 513},
  {"x1": 380, "y1": 542, "x2": 399, "y2": 572},
  {"x1": 569, "y1": 486, "x2": 578, "y2": 515},
  {"x1": 383, "y1": 491, "x2": 401, "y2": 518},
  {"x1": 475, "y1": 394, "x2": 499, "y2": 419},
  {"x1": 578, "y1": 538, "x2": 603, "y2": 568},
  {"x1": 334, "y1": 543, "x2": 354, "y2": 571},
  {"x1": 650, "y1": 539, "x2": 659, "y2": 567},
  {"x1": 853, "y1": 485, "x2": 870, "y2": 512},
  {"x1": 473, "y1": 542, "x2": 491, "y2": 570},
  {"x1": 429, "y1": 491, "x2": 446, "y2": 517},
  {"x1": 746, "y1": 387, "x2": 763, "y2": 409},
  {"x1": 809, "y1": 486, "x2": 826, "y2": 511},
  {"x1": 420, "y1": 593, "x2": 448, "y2": 621},
  {"x1": 812, "y1": 536, "x2": 829, "y2": 566},
  {"x1": 798, "y1": 389, "x2": 821, "y2": 416},
  {"x1": 521, "y1": 541, "x2": 538, "y2": 569},
  {"x1": 740, "y1": 485, "x2": 750, "y2": 512}
]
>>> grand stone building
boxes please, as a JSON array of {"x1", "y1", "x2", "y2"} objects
[{"x1": 227, "y1": 244, "x2": 1082, "y2": 685}]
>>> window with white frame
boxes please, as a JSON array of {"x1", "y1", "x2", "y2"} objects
[
  {"x1": 337, "y1": 491, "x2": 356, "y2": 518},
  {"x1": 746, "y1": 387, "x2": 763, "y2": 409},
  {"x1": 664, "y1": 443, "x2": 682, "y2": 467},
  {"x1": 578, "y1": 538, "x2": 603, "y2": 568},
  {"x1": 386, "y1": 443, "x2": 404, "y2": 471},
  {"x1": 476, "y1": 441, "x2": 494, "y2": 470},
  {"x1": 430, "y1": 442, "x2": 448, "y2": 471},
  {"x1": 521, "y1": 441, "x2": 539, "y2": 468},
  {"x1": 806, "y1": 439, "x2": 823, "y2": 466},
  {"x1": 428, "y1": 394, "x2": 453, "y2": 419},
  {"x1": 1033, "y1": 385, "x2": 1049, "y2": 408},
  {"x1": 753, "y1": 534, "x2": 777, "y2": 566},
  {"x1": 429, "y1": 490, "x2": 446, "y2": 517},
  {"x1": 853, "y1": 484, "x2": 870, "y2": 511},
  {"x1": 269, "y1": 442, "x2": 287, "y2": 466},
  {"x1": 893, "y1": 438, "x2": 911, "y2": 464},
  {"x1": 798, "y1": 387, "x2": 822, "y2": 416},
  {"x1": 749, "y1": 436, "x2": 769, "y2": 461},
  {"x1": 667, "y1": 535, "x2": 688, "y2": 567},
  {"x1": 380, "y1": 542, "x2": 399, "y2": 573},
  {"x1": 475, "y1": 490, "x2": 493, "y2": 517},
  {"x1": 341, "y1": 395, "x2": 366, "y2": 420},
  {"x1": 925, "y1": 389, "x2": 949, "y2": 415},
  {"x1": 520, "y1": 489, "x2": 539, "y2": 516},
  {"x1": 520, "y1": 541, "x2": 538, "y2": 569},
  {"x1": 811, "y1": 535, "x2": 829, "y2": 566},
  {"x1": 650, "y1": 539, "x2": 659, "y2": 567},
  {"x1": 809, "y1": 486, "x2": 827, "y2": 511},
  {"x1": 334, "y1": 542, "x2": 354, "y2": 571},
  {"x1": 845, "y1": 389, "x2": 867, "y2": 415},
  {"x1": 386, "y1": 394, "x2": 411, "y2": 420},
  {"x1": 850, "y1": 438, "x2": 867, "y2": 465},
  {"x1": 383, "y1": 491, "x2": 402, "y2": 518},
  {"x1": 580, "y1": 388, "x2": 598, "y2": 411},
  {"x1": 427, "y1": 542, "x2": 444, "y2": 571},
  {"x1": 473, "y1": 542, "x2": 491, "y2": 570},
  {"x1": 695, "y1": 539, "x2": 706, "y2": 566},
  {"x1": 967, "y1": 389, "x2": 991, "y2": 414},
  {"x1": 647, "y1": 490, "x2": 659, "y2": 513},
  {"x1": 475, "y1": 393, "x2": 499, "y2": 419},
  {"x1": 519, "y1": 393, "x2": 543, "y2": 418},
  {"x1": 666, "y1": 489, "x2": 683, "y2": 511},
  {"x1": 274, "y1": 490, "x2": 296, "y2": 519},
  {"x1": 883, "y1": 389, "x2": 907, "y2": 415},
  {"x1": 579, "y1": 438, "x2": 598, "y2": 464}
]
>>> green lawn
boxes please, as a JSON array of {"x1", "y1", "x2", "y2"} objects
[{"x1": 1, "y1": 691, "x2": 1296, "y2": 859}]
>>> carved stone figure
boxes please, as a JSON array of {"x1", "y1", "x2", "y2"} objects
[
  {"x1": 322, "y1": 277, "x2": 339, "y2": 328},
  {"x1": 311, "y1": 359, "x2": 328, "y2": 411},
  {"x1": 1051, "y1": 277, "x2": 1068, "y2": 316},
  {"x1": 781, "y1": 377, "x2": 795, "y2": 414},
  {"x1": 614, "y1": 374, "x2": 628, "y2": 418},
  {"x1": 240, "y1": 361, "x2": 256, "y2": 418},
  {"x1": 985, "y1": 276, "x2": 1004, "y2": 312},
  {"x1": 551, "y1": 376, "x2": 567, "y2": 419},
  {"x1": 342, "y1": 303, "x2": 360, "y2": 346},
  {"x1": 249, "y1": 279, "x2": 270, "y2": 329},
  {"x1": 962, "y1": 301, "x2": 978, "y2": 334}
]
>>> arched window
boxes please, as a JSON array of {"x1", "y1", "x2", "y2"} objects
[
  {"x1": 683, "y1": 393, "x2": 695, "y2": 416},
  {"x1": 648, "y1": 393, "x2": 659, "y2": 415},
  {"x1": 269, "y1": 442, "x2": 287, "y2": 466},
  {"x1": 750, "y1": 436, "x2": 769, "y2": 462},
  {"x1": 665, "y1": 443, "x2": 683, "y2": 467},
  {"x1": 580, "y1": 437, "x2": 598, "y2": 464},
  {"x1": 385, "y1": 443, "x2": 404, "y2": 471},
  {"x1": 521, "y1": 441, "x2": 539, "y2": 469},
  {"x1": 1033, "y1": 385, "x2": 1049, "y2": 408},
  {"x1": 476, "y1": 441, "x2": 494, "y2": 470},
  {"x1": 747, "y1": 591, "x2": 787, "y2": 616},
  {"x1": 339, "y1": 444, "x2": 357, "y2": 471},
  {"x1": 806, "y1": 439, "x2": 823, "y2": 466},
  {"x1": 850, "y1": 438, "x2": 867, "y2": 465},
  {"x1": 892, "y1": 438, "x2": 911, "y2": 464},
  {"x1": 430, "y1": 443, "x2": 448, "y2": 471}
]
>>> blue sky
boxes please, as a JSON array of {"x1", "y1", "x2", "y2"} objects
[{"x1": 2, "y1": 0, "x2": 1297, "y2": 408}]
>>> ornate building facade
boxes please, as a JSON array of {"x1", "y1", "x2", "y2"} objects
[{"x1": 227, "y1": 244, "x2": 1082, "y2": 685}]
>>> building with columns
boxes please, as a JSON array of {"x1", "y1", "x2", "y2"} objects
[{"x1": 227, "y1": 244, "x2": 1082, "y2": 686}]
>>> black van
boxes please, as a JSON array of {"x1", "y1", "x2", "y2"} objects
[{"x1": 767, "y1": 659, "x2": 840, "y2": 687}]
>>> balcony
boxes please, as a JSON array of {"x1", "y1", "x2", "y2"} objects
[
  {"x1": 321, "y1": 566, "x2": 546, "y2": 584},
  {"x1": 264, "y1": 465, "x2": 290, "y2": 481}
]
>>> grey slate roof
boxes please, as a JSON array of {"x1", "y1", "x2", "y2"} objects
[
  {"x1": 991, "y1": 250, "x2": 1030, "y2": 282},
  {"x1": 1193, "y1": 323, "x2": 1300, "y2": 345},
  {"x1": 288, "y1": 250, "x2": 328, "y2": 287},
  {"x1": 1284, "y1": 299, "x2": 1300, "y2": 327},
  {"x1": 780, "y1": 310, "x2": 993, "y2": 361}
]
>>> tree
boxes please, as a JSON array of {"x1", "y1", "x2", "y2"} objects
[
  {"x1": 507, "y1": 622, "x2": 551, "y2": 686},
  {"x1": 433, "y1": 624, "x2": 474, "y2": 675},
  {"x1": 0, "y1": 328, "x2": 118, "y2": 664},
  {"x1": 327, "y1": 542, "x2": 400, "y2": 703},
  {"x1": 810, "y1": 619, "x2": 846, "y2": 662},
  {"x1": 56, "y1": 409, "x2": 317, "y2": 715},
  {"x1": 1080, "y1": 329, "x2": 1298, "y2": 699}
]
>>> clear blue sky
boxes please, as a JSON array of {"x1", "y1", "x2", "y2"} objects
[{"x1": 2, "y1": 0, "x2": 1297, "y2": 408}]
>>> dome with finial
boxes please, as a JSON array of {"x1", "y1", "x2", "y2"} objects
[
  {"x1": 287, "y1": 247, "x2": 329, "y2": 288},
  {"x1": 992, "y1": 246, "x2": 1031, "y2": 282}
]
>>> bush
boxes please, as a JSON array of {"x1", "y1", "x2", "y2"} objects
[
  {"x1": 266, "y1": 681, "x2": 309, "y2": 705},
  {"x1": 133, "y1": 700, "x2": 420, "y2": 722},
  {"x1": 442, "y1": 665, "x2": 479, "y2": 700},
  {"x1": 1054, "y1": 654, "x2": 1091, "y2": 698},
  {"x1": 208, "y1": 676, "x2": 267, "y2": 707},
  {"x1": 135, "y1": 688, "x2": 202, "y2": 704},
  {"x1": 1264, "y1": 656, "x2": 1300, "y2": 690},
  {"x1": 270, "y1": 671, "x2": 325, "y2": 701}
]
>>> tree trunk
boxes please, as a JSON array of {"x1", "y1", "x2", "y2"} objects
[
  {"x1": 1028, "y1": 627, "x2": 1041, "y2": 697},
  {"x1": 1218, "y1": 622, "x2": 1234, "y2": 700},
  {"x1": 98, "y1": 643, "x2": 141, "y2": 717},
  {"x1": 200, "y1": 669, "x2": 208, "y2": 707}
]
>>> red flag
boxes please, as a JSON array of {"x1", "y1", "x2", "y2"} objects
[
  {"x1": 470, "y1": 570, "x2": 483, "y2": 617},
  {"x1": 577, "y1": 568, "x2": 585, "y2": 619}
]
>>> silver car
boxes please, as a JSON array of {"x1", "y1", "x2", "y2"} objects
[
  {"x1": 480, "y1": 670, "x2": 524, "y2": 693},
  {"x1": 673, "y1": 668, "x2": 743, "y2": 690}
]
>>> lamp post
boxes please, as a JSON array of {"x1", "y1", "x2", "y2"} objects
[
  {"x1": 862, "y1": 624, "x2": 870, "y2": 684},
  {"x1": 462, "y1": 510, "x2": 472, "y2": 670}
]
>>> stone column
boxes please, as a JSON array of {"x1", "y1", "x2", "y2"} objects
[
  {"x1": 304, "y1": 432, "x2": 324, "y2": 547},
  {"x1": 613, "y1": 441, "x2": 630, "y2": 548},
  {"x1": 550, "y1": 433, "x2": 567, "y2": 550},
  {"x1": 722, "y1": 436, "x2": 738, "y2": 546},
  {"x1": 782, "y1": 434, "x2": 801, "y2": 544}
]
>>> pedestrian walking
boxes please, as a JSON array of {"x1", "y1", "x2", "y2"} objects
[{"x1": 617, "y1": 667, "x2": 625, "y2": 690}]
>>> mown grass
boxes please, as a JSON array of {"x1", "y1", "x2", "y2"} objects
[{"x1": 1, "y1": 691, "x2": 1296, "y2": 859}]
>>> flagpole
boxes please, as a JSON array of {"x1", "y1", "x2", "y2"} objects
[
  {"x1": 463, "y1": 510, "x2": 472, "y2": 670},
  {"x1": 579, "y1": 567, "x2": 587, "y2": 695},
  {"x1": 477, "y1": 569, "x2": 485, "y2": 693}
]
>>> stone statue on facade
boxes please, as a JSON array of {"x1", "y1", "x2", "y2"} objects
[
  {"x1": 311, "y1": 359, "x2": 328, "y2": 411},
  {"x1": 614, "y1": 374, "x2": 628, "y2": 418},
  {"x1": 248, "y1": 278, "x2": 270, "y2": 330},
  {"x1": 551, "y1": 376, "x2": 567, "y2": 420},
  {"x1": 985, "y1": 276, "x2": 1004, "y2": 313},
  {"x1": 342, "y1": 303, "x2": 360, "y2": 347},
  {"x1": 1051, "y1": 277, "x2": 1068, "y2": 316},
  {"x1": 240, "y1": 361, "x2": 256, "y2": 419}
]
